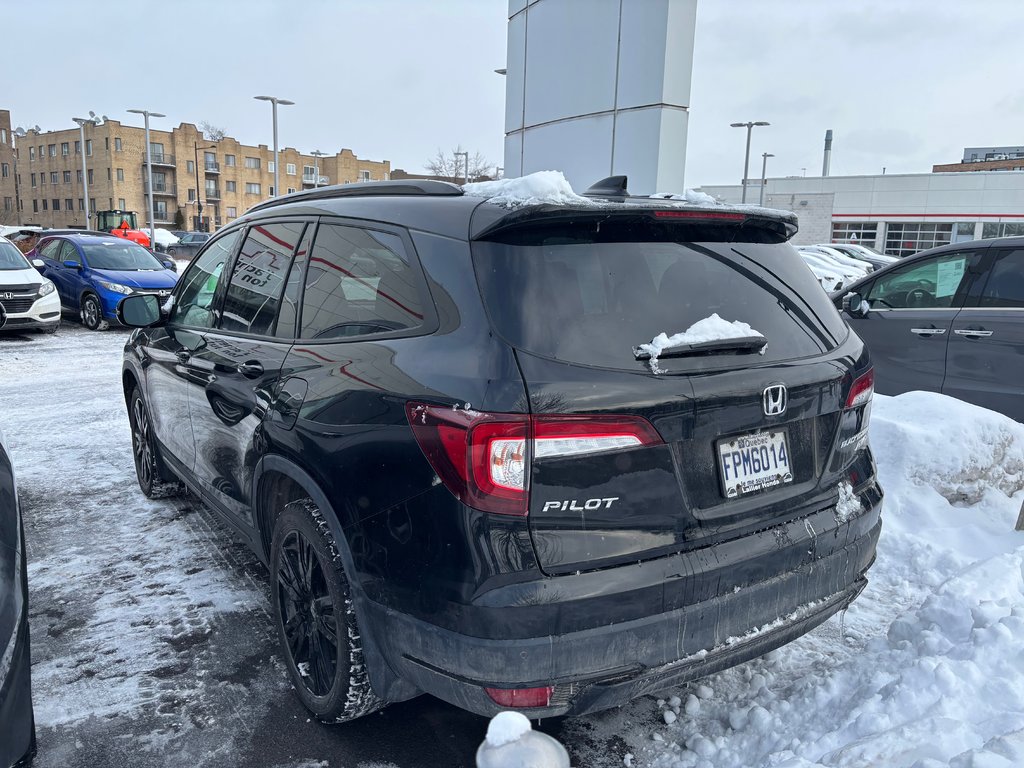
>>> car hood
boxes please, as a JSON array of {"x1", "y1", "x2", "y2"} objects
[
  {"x1": 0, "y1": 267, "x2": 42, "y2": 287},
  {"x1": 91, "y1": 268, "x2": 178, "y2": 290}
]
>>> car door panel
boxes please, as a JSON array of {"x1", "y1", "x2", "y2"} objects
[{"x1": 943, "y1": 248, "x2": 1024, "y2": 421}]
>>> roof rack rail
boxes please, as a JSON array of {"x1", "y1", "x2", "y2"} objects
[{"x1": 245, "y1": 179, "x2": 464, "y2": 214}]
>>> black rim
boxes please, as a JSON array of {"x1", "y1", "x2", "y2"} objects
[
  {"x1": 83, "y1": 297, "x2": 99, "y2": 328},
  {"x1": 131, "y1": 397, "x2": 153, "y2": 489},
  {"x1": 278, "y1": 529, "x2": 339, "y2": 697}
]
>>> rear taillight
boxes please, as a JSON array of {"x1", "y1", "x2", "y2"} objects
[
  {"x1": 845, "y1": 368, "x2": 874, "y2": 409},
  {"x1": 484, "y1": 685, "x2": 554, "y2": 708},
  {"x1": 406, "y1": 403, "x2": 662, "y2": 516},
  {"x1": 653, "y1": 210, "x2": 745, "y2": 221}
]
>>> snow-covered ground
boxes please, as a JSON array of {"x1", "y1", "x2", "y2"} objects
[{"x1": 1, "y1": 324, "x2": 1022, "y2": 767}]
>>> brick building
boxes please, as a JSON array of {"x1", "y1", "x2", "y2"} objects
[
  {"x1": 11, "y1": 114, "x2": 390, "y2": 231},
  {"x1": 932, "y1": 145, "x2": 1024, "y2": 173},
  {"x1": 0, "y1": 110, "x2": 17, "y2": 225}
]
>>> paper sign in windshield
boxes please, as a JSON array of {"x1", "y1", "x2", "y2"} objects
[{"x1": 935, "y1": 259, "x2": 965, "y2": 298}]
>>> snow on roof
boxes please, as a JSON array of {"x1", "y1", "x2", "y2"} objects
[{"x1": 462, "y1": 170, "x2": 596, "y2": 208}]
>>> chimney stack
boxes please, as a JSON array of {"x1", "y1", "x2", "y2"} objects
[{"x1": 822, "y1": 129, "x2": 833, "y2": 177}]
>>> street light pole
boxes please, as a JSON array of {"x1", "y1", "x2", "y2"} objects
[
  {"x1": 127, "y1": 108, "x2": 165, "y2": 247},
  {"x1": 730, "y1": 121, "x2": 770, "y2": 203},
  {"x1": 72, "y1": 115, "x2": 101, "y2": 227},
  {"x1": 254, "y1": 95, "x2": 295, "y2": 197},
  {"x1": 759, "y1": 152, "x2": 774, "y2": 206},
  {"x1": 311, "y1": 149, "x2": 326, "y2": 188}
]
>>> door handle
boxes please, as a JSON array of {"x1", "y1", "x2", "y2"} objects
[
  {"x1": 910, "y1": 327, "x2": 946, "y2": 336},
  {"x1": 954, "y1": 329, "x2": 993, "y2": 338},
  {"x1": 175, "y1": 349, "x2": 192, "y2": 363},
  {"x1": 237, "y1": 360, "x2": 264, "y2": 379}
]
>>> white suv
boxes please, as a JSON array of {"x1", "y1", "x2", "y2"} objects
[{"x1": 0, "y1": 236, "x2": 60, "y2": 333}]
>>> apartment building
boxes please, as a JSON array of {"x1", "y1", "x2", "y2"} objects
[
  {"x1": 15, "y1": 117, "x2": 390, "y2": 231},
  {"x1": 0, "y1": 110, "x2": 17, "y2": 225}
]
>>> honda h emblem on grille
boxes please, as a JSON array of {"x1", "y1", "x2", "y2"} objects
[
  {"x1": 0, "y1": 292, "x2": 12, "y2": 300},
  {"x1": 763, "y1": 384, "x2": 787, "y2": 416}
]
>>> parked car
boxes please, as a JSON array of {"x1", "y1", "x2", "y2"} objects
[
  {"x1": 30, "y1": 234, "x2": 178, "y2": 331},
  {"x1": 821, "y1": 243, "x2": 898, "y2": 270},
  {"x1": 802, "y1": 244, "x2": 874, "y2": 274},
  {"x1": 0, "y1": 236, "x2": 60, "y2": 334},
  {"x1": 117, "y1": 177, "x2": 881, "y2": 723},
  {"x1": 835, "y1": 235, "x2": 1024, "y2": 421},
  {"x1": 0, "y1": 423, "x2": 36, "y2": 767},
  {"x1": 165, "y1": 232, "x2": 211, "y2": 260},
  {"x1": 796, "y1": 247, "x2": 864, "y2": 287}
]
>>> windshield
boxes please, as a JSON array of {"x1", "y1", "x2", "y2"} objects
[
  {"x1": 473, "y1": 227, "x2": 848, "y2": 372},
  {"x1": 82, "y1": 241, "x2": 165, "y2": 271},
  {"x1": 97, "y1": 211, "x2": 138, "y2": 231},
  {"x1": 0, "y1": 240, "x2": 31, "y2": 271}
]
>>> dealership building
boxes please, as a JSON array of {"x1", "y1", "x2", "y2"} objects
[{"x1": 699, "y1": 169, "x2": 1024, "y2": 257}]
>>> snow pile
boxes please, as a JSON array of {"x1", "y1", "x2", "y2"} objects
[
  {"x1": 871, "y1": 390, "x2": 1024, "y2": 505},
  {"x1": 477, "y1": 711, "x2": 570, "y2": 767},
  {"x1": 650, "y1": 190, "x2": 718, "y2": 205},
  {"x1": 145, "y1": 227, "x2": 180, "y2": 247},
  {"x1": 577, "y1": 391, "x2": 1024, "y2": 768},
  {"x1": 463, "y1": 170, "x2": 595, "y2": 208},
  {"x1": 636, "y1": 314, "x2": 764, "y2": 372}
]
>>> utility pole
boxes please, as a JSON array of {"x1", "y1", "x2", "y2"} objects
[
  {"x1": 127, "y1": 108, "x2": 165, "y2": 246},
  {"x1": 730, "y1": 121, "x2": 769, "y2": 203}
]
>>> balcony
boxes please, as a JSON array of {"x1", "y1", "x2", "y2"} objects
[
  {"x1": 204, "y1": 186, "x2": 221, "y2": 200},
  {"x1": 204, "y1": 161, "x2": 220, "y2": 173},
  {"x1": 301, "y1": 174, "x2": 330, "y2": 186},
  {"x1": 144, "y1": 181, "x2": 177, "y2": 196},
  {"x1": 154, "y1": 211, "x2": 175, "y2": 223},
  {"x1": 148, "y1": 153, "x2": 175, "y2": 167}
]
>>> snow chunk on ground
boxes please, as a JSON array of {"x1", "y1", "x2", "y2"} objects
[
  {"x1": 462, "y1": 170, "x2": 595, "y2": 208},
  {"x1": 650, "y1": 190, "x2": 718, "y2": 205},
  {"x1": 485, "y1": 712, "x2": 532, "y2": 748},
  {"x1": 478, "y1": 711, "x2": 570, "y2": 767},
  {"x1": 635, "y1": 314, "x2": 764, "y2": 372},
  {"x1": 872, "y1": 391, "x2": 1024, "y2": 505}
]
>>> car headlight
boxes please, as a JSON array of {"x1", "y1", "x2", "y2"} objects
[
  {"x1": 96, "y1": 280, "x2": 134, "y2": 295},
  {"x1": 37, "y1": 279, "x2": 56, "y2": 297}
]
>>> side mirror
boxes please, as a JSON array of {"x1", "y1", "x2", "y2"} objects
[
  {"x1": 842, "y1": 291, "x2": 870, "y2": 317},
  {"x1": 162, "y1": 260, "x2": 175, "y2": 270},
  {"x1": 63, "y1": 259, "x2": 81, "y2": 270},
  {"x1": 117, "y1": 293, "x2": 163, "y2": 327},
  {"x1": 31, "y1": 258, "x2": 44, "y2": 269}
]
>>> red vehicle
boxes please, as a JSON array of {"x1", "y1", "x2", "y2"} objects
[{"x1": 95, "y1": 210, "x2": 151, "y2": 248}]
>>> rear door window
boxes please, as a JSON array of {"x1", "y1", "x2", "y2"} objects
[
  {"x1": 299, "y1": 223, "x2": 425, "y2": 339},
  {"x1": 472, "y1": 231, "x2": 848, "y2": 372},
  {"x1": 220, "y1": 222, "x2": 304, "y2": 336}
]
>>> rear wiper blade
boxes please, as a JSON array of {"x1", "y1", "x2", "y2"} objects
[{"x1": 633, "y1": 335, "x2": 767, "y2": 360}]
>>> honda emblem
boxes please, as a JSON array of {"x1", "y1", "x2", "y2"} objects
[
  {"x1": 0, "y1": 292, "x2": 12, "y2": 300},
  {"x1": 763, "y1": 384, "x2": 787, "y2": 416}
]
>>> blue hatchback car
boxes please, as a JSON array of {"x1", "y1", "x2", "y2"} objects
[{"x1": 31, "y1": 234, "x2": 178, "y2": 330}]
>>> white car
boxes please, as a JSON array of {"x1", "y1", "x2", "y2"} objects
[
  {"x1": 0, "y1": 236, "x2": 60, "y2": 333},
  {"x1": 801, "y1": 244, "x2": 874, "y2": 274},
  {"x1": 796, "y1": 247, "x2": 867, "y2": 282},
  {"x1": 822, "y1": 242, "x2": 899, "y2": 270}
]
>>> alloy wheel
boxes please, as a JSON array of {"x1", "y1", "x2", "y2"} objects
[
  {"x1": 83, "y1": 297, "x2": 100, "y2": 329},
  {"x1": 277, "y1": 529, "x2": 339, "y2": 697},
  {"x1": 131, "y1": 397, "x2": 153, "y2": 489}
]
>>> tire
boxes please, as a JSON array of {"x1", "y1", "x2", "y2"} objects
[
  {"x1": 80, "y1": 293, "x2": 109, "y2": 331},
  {"x1": 167, "y1": 248, "x2": 176, "y2": 256},
  {"x1": 39, "y1": 320, "x2": 60, "y2": 335},
  {"x1": 128, "y1": 388, "x2": 184, "y2": 499},
  {"x1": 270, "y1": 498, "x2": 384, "y2": 723}
]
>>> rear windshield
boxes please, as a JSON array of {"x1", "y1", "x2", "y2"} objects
[{"x1": 472, "y1": 227, "x2": 848, "y2": 372}]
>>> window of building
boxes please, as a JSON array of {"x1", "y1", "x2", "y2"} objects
[
  {"x1": 303, "y1": 165, "x2": 315, "y2": 179},
  {"x1": 40, "y1": 172, "x2": 46, "y2": 185},
  {"x1": 225, "y1": 180, "x2": 236, "y2": 192},
  {"x1": 359, "y1": 170, "x2": 371, "y2": 182},
  {"x1": 118, "y1": 198, "x2": 126, "y2": 209},
  {"x1": 105, "y1": 137, "x2": 109, "y2": 150},
  {"x1": 86, "y1": 140, "x2": 92, "y2": 156},
  {"x1": 116, "y1": 168, "x2": 124, "y2": 182},
  {"x1": 78, "y1": 198, "x2": 84, "y2": 210},
  {"x1": 3, "y1": 197, "x2": 11, "y2": 212},
  {"x1": 268, "y1": 161, "x2": 275, "y2": 173},
  {"x1": 37, "y1": 145, "x2": 43, "y2": 158},
  {"x1": 884, "y1": 222, "x2": 953, "y2": 257},
  {"x1": 981, "y1": 222, "x2": 1024, "y2": 239},
  {"x1": 107, "y1": 168, "x2": 112, "y2": 181},
  {"x1": 269, "y1": 186, "x2": 275, "y2": 196},
  {"x1": 226, "y1": 206, "x2": 237, "y2": 218},
  {"x1": 286, "y1": 163, "x2": 296, "y2": 175},
  {"x1": 287, "y1": 187, "x2": 296, "y2": 194},
  {"x1": 300, "y1": 224, "x2": 424, "y2": 339},
  {"x1": 245, "y1": 182, "x2": 261, "y2": 195},
  {"x1": 75, "y1": 140, "x2": 80, "y2": 154},
  {"x1": 220, "y1": 223, "x2": 303, "y2": 335},
  {"x1": 48, "y1": 144, "x2": 56, "y2": 157},
  {"x1": 109, "y1": 198, "x2": 113, "y2": 209},
  {"x1": 225, "y1": 154, "x2": 236, "y2": 167},
  {"x1": 63, "y1": 170, "x2": 71, "y2": 183},
  {"x1": 65, "y1": 198, "x2": 73, "y2": 211},
  {"x1": 52, "y1": 199, "x2": 60, "y2": 211},
  {"x1": 244, "y1": 157, "x2": 260, "y2": 170},
  {"x1": 76, "y1": 170, "x2": 82, "y2": 182},
  {"x1": 1, "y1": 163, "x2": 7, "y2": 178},
  {"x1": 187, "y1": 160, "x2": 195, "y2": 173},
  {"x1": 42, "y1": 199, "x2": 48, "y2": 210},
  {"x1": 150, "y1": 142, "x2": 165, "y2": 162},
  {"x1": 87, "y1": 169, "x2": 94, "y2": 184},
  {"x1": 50, "y1": 172, "x2": 58, "y2": 184},
  {"x1": 90, "y1": 198, "x2": 96, "y2": 211},
  {"x1": 187, "y1": 188, "x2": 195, "y2": 202},
  {"x1": 115, "y1": 137, "x2": 122, "y2": 152},
  {"x1": 29, "y1": 147, "x2": 35, "y2": 160},
  {"x1": 32, "y1": 200, "x2": 38, "y2": 213},
  {"x1": 61, "y1": 142, "x2": 70, "y2": 156},
  {"x1": 154, "y1": 201, "x2": 167, "y2": 219},
  {"x1": 831, "y1": 222, "x2": 878, "y2": 246},
  {"x1": 0, "y1": 128, "x2": 5, "y2": 144},
  {"x1": 30, "y1": 173, "x2": 36, "y2": 187}
]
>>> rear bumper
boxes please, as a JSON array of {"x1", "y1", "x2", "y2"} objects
[{"x1": 360, "y1": 489, "x2": 882, "y2": 718}]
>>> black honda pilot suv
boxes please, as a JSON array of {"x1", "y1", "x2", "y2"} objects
[{"x1": 118, "y1": 176, "x2": 881, "y2": 722}]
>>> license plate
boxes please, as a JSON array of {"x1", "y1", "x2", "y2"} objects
[{"x1": 717, "y1": 430, "x2": 793, "y2": 498}]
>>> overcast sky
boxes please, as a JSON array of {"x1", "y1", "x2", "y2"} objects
[{"x1": 5, "y1": 0, "x2": 1022, "y2": 187}]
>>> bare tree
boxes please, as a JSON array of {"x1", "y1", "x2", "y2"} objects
[
  {"x1": 425, "y1": 146, "x2": 493, "y2": 184},
  {"x1": 199, "y1": 121, "x2": 226, "y2": 141}
]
